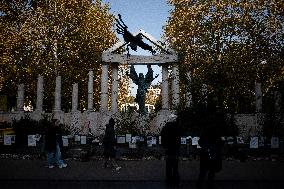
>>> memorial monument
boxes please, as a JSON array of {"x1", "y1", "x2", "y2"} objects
[{"x1": 127, "y1": 65, "x2": 158, "y2": 114}]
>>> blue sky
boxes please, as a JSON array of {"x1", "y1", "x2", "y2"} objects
[{"x1": 102, "y1": 0, "x2": 172, "y2": 95}]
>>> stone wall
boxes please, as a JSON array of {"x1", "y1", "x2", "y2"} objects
[
  {"x1": 0, "y1": 110, "x2": 175, "y2": 136},
  {"x1": 0, "y1": 110, "x2": 272, "y2": 139}
]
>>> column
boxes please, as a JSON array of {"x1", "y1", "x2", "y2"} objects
[
  {"x1": 172, "y1": 64, "x2": 180, "y2": 108},
  {"x1": 111, "y1": 63, "x2": 118, "y2": 113},
  {"x1": 72, "y1": 83, "x2": 78, "y2": 111},
  {"x1": 54, "y1": 76, "x2": 61, "y2": 111},
  {"x1": 255, "y1": 82, "x2": 262, "y2": 113},
  {"x1": 17, "y1": 84, "x2": 24, "y2": 111},
  {"x1": 36, "y1": 75, "x2": 44, "y2": 112},
  {"x1": 185, "y1": 71, "x2": 192, "y2": 108},
  {"x1": 87, "y1": 70, "x2": 94, "y2": 111},
  {"x1": 162, "y1": 65, "x2": 169, "y2": 110},
  {"x1": 274, "y1": 91, "x2": 281, "y2": 113},
  {"x1": 100, "y1": 63, "x2": 109, "y2": 112}
]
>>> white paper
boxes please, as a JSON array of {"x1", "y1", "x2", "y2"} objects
[
  {"x1": 117, "y1": 136, "x2": 126, "y2": 144},
  {"x1": 75, "y1": 135, "x2": 80, "y2": 142},
  {"x1": 152, "y1": 137, "x2": 157, "y2": 145},
  {"x1": 139, "y1": 137, "x2": 144, "y2": 142},
  {"x1": 129, "y1": 142, "x2": 137, "y2": 149},
  {"x1": 62, "y1": 137, "x2": 69, "y2": 147},
  {"x1": 35, "y1": 134, "x2": 41, "y2": 142},
  {"x1": 237, "y1": 137, "x2": 244, "y2": 144},
  {"x1": 258, "y1": 137, "x2": 265, "y2": 147},
  {"x1": 181, "y1": 137, "x2": 187, "y2": 145},
  {"x1": 134, "y1": 136, "x2": 141, "y2": 142},
  {"x1": 271, "y1": 137, "x2": 279, "y2": 148},
  {"x1": 192, "y1": 137, "x2": 200, "y2": 145},
  {"x1": 4, "y1": 135, "x2": 12, "y2": 145},
  {"x1": 250, "y1": 137, "x2": 258, "y2": 149},
  {"x1": 147, "y1": 136, "x2": 152, "y2": 147},
  {"x1": 81, "y1": 136, "x2": 87, "y2": 145},
  {"x1": 94, "y1": 138, "x2": 100, "y2": 143},
  {"x1": 126, "y1": 134, "x2": 132, "y2": 143},
  {"x1": 67, "y1": 135, "x2": 73, "y2": 139},
  {"x1": 10, "y1": 135, "x2": 16, "y2": 144},
  {"x1": 131, "y1": 137, "x2": 137, "y2": 143},
  {"x1": 28, "y1": 135, "x2": 36, "y2": 146},
  {"x1": 227, "y1": 136, "x2": 234, "y2": 144}
]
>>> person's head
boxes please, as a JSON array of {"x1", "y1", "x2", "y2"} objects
[
  {"x1": 52, "y1": 119, "x2": 60, "y2": 127},
  {"x1": 139, "y1": 73, "x2": 144, "y2": 79},
  {"x1": 109, "y1": 118, "x2": 115, "y2": 126}
]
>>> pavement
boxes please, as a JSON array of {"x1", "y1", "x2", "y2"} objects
[{"x1": 1, "y1": 159, "x2": 284, "y2": 189}]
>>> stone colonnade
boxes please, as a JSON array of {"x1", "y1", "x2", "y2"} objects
[
  {"x1": 15, "y1": 71, "x2": 280, "y2": 115},
  {"x1": 9, "y1": 66, "x2": 282, "y2": 137},
  {"x1": 100, "y1": 63, "x2": 181, "y2": 113},
  {"x1": 15, "y1": 64, "x2": 181, "y2": 114}
]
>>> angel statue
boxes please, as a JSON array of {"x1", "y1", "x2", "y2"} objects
[{"x1": 115, "y1": 14, "x2": 156, "y2": 56}]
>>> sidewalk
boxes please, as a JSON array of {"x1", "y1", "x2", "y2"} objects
[{"x1": 1, "y1": 159, "x2": 284, "y2": 182}]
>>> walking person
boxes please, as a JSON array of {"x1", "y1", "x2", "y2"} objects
[
  {"x1": 103, "y1": 118, "x2": 121, "y2": 171},
  {"x1": 161, "y1": 114, "x2": 181, "y2": 188},
  {"x1": 197, "y1": 124, "x2": 223, "y2": 189},
  {"x1": 44, "y1": 119, "x2": 67, "y2": 169}
]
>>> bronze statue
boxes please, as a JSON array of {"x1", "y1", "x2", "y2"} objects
[
  {"x1": 126, "y1": 65, "x2": 158, "y2": 114},
  {"x1": 115, "y1": 14, "x2": 156, "y2": 55}
]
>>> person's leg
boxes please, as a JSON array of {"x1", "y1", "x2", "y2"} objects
[
  {"x1": 166, "y1": 156, "x2": 174, "y2": 185},
  {"x1": 197, "y1": 163, "x2": 207, "y2": 189},
  {"x1": 172, "y1": 156, "x2": 180, "y2": 186},
  {"x1": 110, "y1": 157, "x2": 116, "y2": 168},
  {"x1": 104, "y1": 157, "x2": 109, "y2": 168},
  {"x1": 207, "y1": 170, "x2": 215, "y2": 189},
  {"x1": 55, "y1": 143, "x2": 66, "y2": 167},
  {"x1": 47, "y1": 152, "x2": 55, "y2": 168},
  {"x1": 111, "y1": 157, "x2": 121, "y2": 170}
]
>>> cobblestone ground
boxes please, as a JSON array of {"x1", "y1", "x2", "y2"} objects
[{"x1": 2, "y1": 180, "x2": 284, "y2": 189}]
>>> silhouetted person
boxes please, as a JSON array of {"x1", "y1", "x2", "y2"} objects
[
  {"x1": 103, "y1": 118, "x2": 121, "y2": 171},
  {"x1": 44, "y1": 119, "x2": 67, "y2": 169},
  {"x1": 161, "y1": 114, "x2": 181, "y2": 187},
  {"x1": 197, "y1": 124, "x2": 223, "y2": 189}
]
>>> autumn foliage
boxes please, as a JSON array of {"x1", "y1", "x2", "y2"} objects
[
  {"x1": 0, "y1": 0, "x2": 117, "y2": 111},
  {"x1": 164, "y1": 0, "x2": 284, "y2": 113}
]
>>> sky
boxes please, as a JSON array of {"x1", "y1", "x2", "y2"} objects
[{"x1": 102, "y1": 0, "x2": 172, "y2": 95}]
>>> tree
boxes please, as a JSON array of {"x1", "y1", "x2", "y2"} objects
[
  {"x1": 145, "y1": 84, "x2": 161, "y2": 106},
  {"x1": 0, "y1": 0, "x2": 117, "y2": 111},
  {"x1": 117, "y1": 65, "x2": 132, "y2": 111},
  {"x1": 164, "y1": 0, "x2": 284, "y2": 113}
]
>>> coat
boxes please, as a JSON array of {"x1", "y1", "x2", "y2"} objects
[
  {"x1": 199, "y1": 127, "x2": 223, "y2": 172},
  {"x1": 103, "y1": 124, "x2": 116, "y2": 158},
  {"x1": 161, "y1": 121, "x2": 181, "y2": 156},
  {"x1": 44, "y1": 125, "x2": 63, "y2": 152}
]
